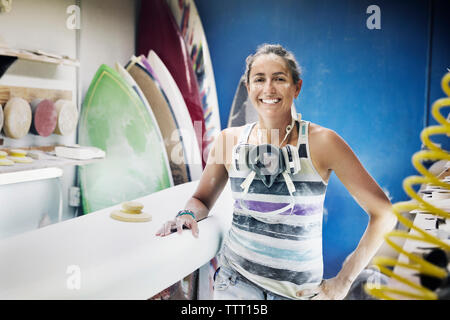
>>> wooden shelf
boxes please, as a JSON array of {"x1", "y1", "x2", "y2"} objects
[
  {"x1": 0, "y1": 45, "x2": 82, "y2": 183},
  {"x1": 0, "y1": 46, "x2": 79, "y2": 78},
  {"x1": 0, "y1": 47, "x2": 79, "y2": 67}
]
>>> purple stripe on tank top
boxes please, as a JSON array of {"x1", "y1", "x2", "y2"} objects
[{"x1": 234, "y1": 200, "x2": 321, "y2": 216}]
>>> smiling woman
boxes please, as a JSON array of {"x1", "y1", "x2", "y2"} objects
[{"x1": 156, "y1": 43, "x2": 397, "y2": 300}]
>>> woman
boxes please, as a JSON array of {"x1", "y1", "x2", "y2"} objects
[{"x1": 156, "y1": 44, "x2": 396, "y2": 300}]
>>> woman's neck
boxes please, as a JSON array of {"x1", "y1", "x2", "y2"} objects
[{"x1": 256, "y1": 115, "x2": 295, "y2": 146}]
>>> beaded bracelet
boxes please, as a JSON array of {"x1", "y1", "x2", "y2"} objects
[{"x1": 176, "y1": 209, "x2": 196, "y2": 220}]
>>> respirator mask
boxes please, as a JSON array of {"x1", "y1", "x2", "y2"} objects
[{"x1": 232, "y1": 119, "x2": 302, "y2": 216}]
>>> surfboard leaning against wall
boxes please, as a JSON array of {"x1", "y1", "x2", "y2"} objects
[
  {"x1": 78, "y1": 64, "x2": 173, "y2": 214},
  {"x1": 137, "y1": 0, "x2": 207, "y2": 169},
  {"x1": 166, "y1": 0, "x2": 221, "y2": 155}
]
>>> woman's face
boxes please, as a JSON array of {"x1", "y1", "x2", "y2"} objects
[{"x1": 246, "y1": 53, "x2": 302, "y2": 120}]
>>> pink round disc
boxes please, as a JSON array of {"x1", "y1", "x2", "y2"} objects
[{"x1": 32, "y1": 99, "x2": 57, "y2": 137}]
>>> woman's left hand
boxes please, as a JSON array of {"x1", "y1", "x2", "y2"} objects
[{"x1": 296, "y1": 277, "x2": 352, "y2": 300}]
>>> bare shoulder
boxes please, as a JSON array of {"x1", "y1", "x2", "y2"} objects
[
  {"x1": 308, "y1": 122, "x2": 350, "y2": 176},
  {"x1": 308, "y1": 122, "x2": 341, "y2": 146},
  {"x1": 216, "y1": 126, "x2": 246, "y2": 149},
  {"x1": 210, "y1": 126, "x2": 247, "y2": 171},
  {"x1": 220, "y1": 126, "x2": 243, "y2": 141}
]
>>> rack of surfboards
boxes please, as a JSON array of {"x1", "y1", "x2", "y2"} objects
[
  {"x1": 79, "y1": 0, "x2": 221, "y2": 300},
  {"x1": 79, "y1": 0, "x2": 222, "y2": 215}
]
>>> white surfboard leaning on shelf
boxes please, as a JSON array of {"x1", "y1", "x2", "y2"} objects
[
  {"x1": 146, "y1": 50, "x2": 202, "y2": 180},
  {"x1": 166, "y1": 0, "x2": 221, "y2": 147}
]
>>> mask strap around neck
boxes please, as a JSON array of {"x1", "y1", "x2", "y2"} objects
[{"x1": 240, "y1": 171, "x2": 256, "y2": 194}]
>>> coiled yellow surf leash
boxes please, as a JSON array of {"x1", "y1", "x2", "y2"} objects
[{"x1": 365, "y1": 72, "x2": 450, "y2": 300}]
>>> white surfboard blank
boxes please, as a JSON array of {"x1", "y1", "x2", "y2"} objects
[{"x1": 147, "y1": 50, "x2": 203, "y2": 180}]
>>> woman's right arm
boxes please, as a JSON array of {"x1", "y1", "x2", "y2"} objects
[{"x1": 155, "y1": 128, "x2": 233, "y2": 237}]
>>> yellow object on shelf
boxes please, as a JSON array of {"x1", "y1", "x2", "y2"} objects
[
  {"x1": 110, "y1": 201, "x2": 152, "y2": 222},
  {"x1": 365, "y1": 72, "x2": 450, "y2": 300},
  {"x1": 0, "y1": 150, "x2": 13, "y2": 166},
  {"x1": 7, "y1": 148, "x2": 33, "y2": 163},
  {"x1": 9, "y1": 149, "x2": 27, "y2": 157}
]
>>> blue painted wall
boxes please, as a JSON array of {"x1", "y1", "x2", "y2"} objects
[
  {"x1": 195, "y1": 0, "x2": 445, "y2": 278},
  {"x1": 427, "y1": 0, "x2": 450, "y2": 152}
]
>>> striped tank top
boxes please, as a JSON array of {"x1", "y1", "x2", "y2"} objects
[{"x1": 219, "y1": 120, "x2": 328, "y2": 300}]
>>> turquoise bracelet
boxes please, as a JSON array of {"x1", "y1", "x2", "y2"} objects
[{"x1": 176, "y1": 209, "x2": 196, "y2": 220}]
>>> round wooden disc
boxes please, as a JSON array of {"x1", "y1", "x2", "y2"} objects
[
  {"x1": 110, "y1": 210, "x2": 152, "y2": 222},
  {"x1": 54, "y1": 99, "x2": 78, "y2": 136},
  {"x1": 30, "y1": 99, "x2": 57, "y2": 137},
  {"x1": 3, "y1": 97, "x2": 32, "y2": 139}
]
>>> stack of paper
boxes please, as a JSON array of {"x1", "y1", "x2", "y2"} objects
[{"x1": 54, "y1": 145, "x2": 105, "y2": 160}]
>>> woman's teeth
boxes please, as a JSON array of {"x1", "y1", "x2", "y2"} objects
[{"x1": 261, "y1": 98, "x2": 281, "y2": 104}]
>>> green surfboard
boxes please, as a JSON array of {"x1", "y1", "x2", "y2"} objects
[{"x1": 78, "y1": 64, "x2": 172, "y2": 214}]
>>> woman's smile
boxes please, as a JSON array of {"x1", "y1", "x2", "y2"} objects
[{"x1": 259, "y1": 97, "x2": 282, "y2": 105}]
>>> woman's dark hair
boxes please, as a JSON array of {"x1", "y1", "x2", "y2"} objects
[{"x1": 244, "y1": 44, "x2": 302, "y2": 85}]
